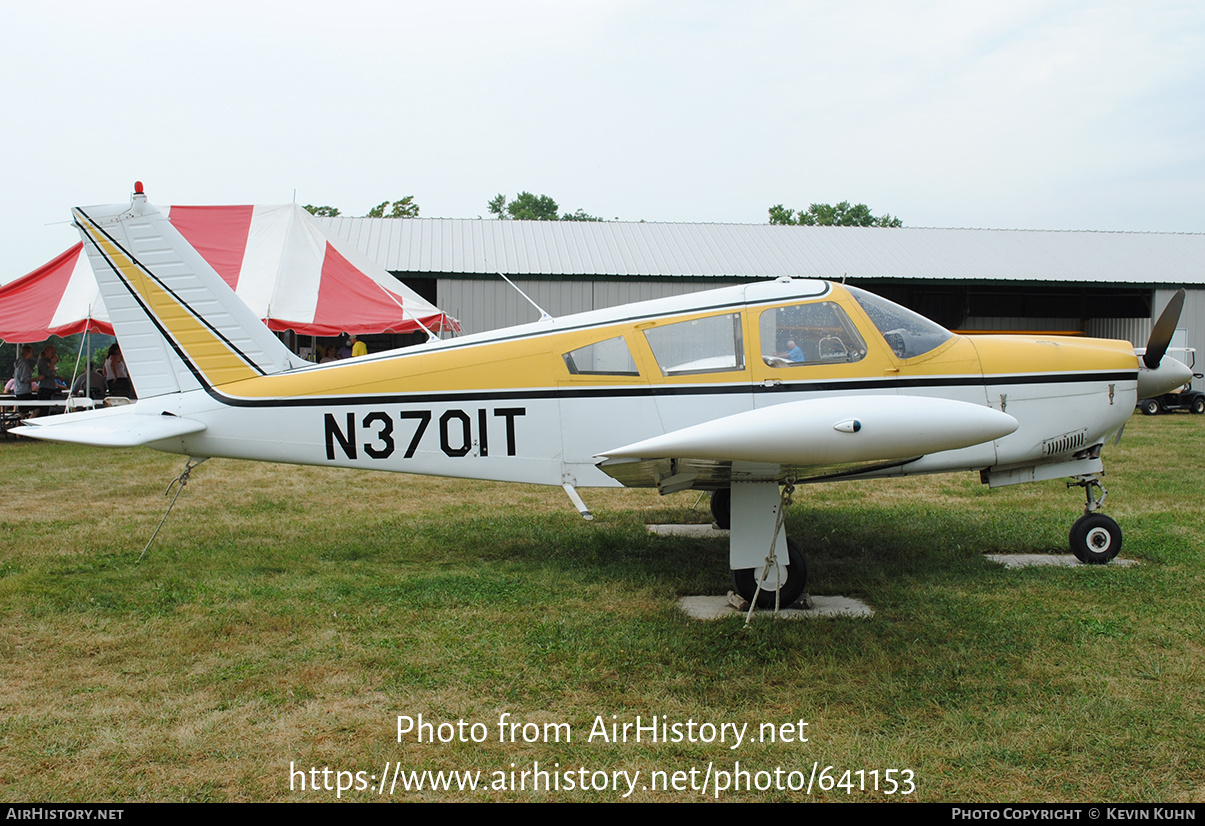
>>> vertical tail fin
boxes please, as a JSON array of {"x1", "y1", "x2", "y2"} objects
[{"x1": 74, "y1": 190, "x2": 307, "y2": 398}]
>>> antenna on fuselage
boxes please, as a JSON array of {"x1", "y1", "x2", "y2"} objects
[
  {"x1": 377, "y1": 290, "x2": 441, "y2": 343},
  {"x1": 497, "y1": 270, "x2": 554, "y2": 322}
]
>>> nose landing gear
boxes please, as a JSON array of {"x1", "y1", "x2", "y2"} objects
[{"x1": 1068, "y1": 474, "x2": 1121, "y2": 564}]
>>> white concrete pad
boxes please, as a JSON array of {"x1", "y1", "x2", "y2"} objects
[
  {"x1": 679, "y1": 594, "x2": 875, "y2": 620},
  {"x1": 985, "y1": 553, "x2": 1139, "y2": 569},
  {"x1": 647, "y1": 523, "x2": 727, "y2": 537}
]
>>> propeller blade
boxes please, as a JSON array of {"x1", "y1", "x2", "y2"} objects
[{"x1": 1144, "y1": 289, "x2": 1185, "y2": 369}]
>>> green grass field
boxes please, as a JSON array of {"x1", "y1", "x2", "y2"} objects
[{"x1": 1, "y1": 414, "x2": 1202, "y2": 802}]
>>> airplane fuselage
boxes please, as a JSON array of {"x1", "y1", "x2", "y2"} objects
[{"x1": 137, "y1": 279, "x2": 1138, "y2": 492}]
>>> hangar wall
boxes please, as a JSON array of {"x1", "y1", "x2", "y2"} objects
[
  {"x1": 959, "y1": 316, "x2": 1082, "y2": 332},
  {"x1": 435, "y1": 277, "x2": 734, "y2": 335},
  {"x1": 328, "y1": 216, "x2": 1203, "y2": 364},
  {"x1": 1089, "y1": 289, "x2": 1205, "y2": 371},
  {"x1": 329, "y1": 218, "x2": 1203, "y2": 370},
  {"x1": 433, "y1": 277, "x2": 1201, "y2": 373},
  {"x1": 1151, "y1": 287, "x2": 1205, "y2": 370}
]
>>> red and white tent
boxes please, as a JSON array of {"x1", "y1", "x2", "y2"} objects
[
  {"x1": 0, "y1": 243, "x2": 107, "y2": 340},
  {"x1": 0, "y1": 204, "x2": 457, "y2": 342}
]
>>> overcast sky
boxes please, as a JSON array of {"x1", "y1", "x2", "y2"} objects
[{"x1": 2, "y1": 0, "x2": 1203, "y2": 277}]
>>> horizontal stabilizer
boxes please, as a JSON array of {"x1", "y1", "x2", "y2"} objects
[
  {"x1": 598, "y1": 395, "x2": 1018, "y2": 466},
  {"x1": 12, "y1": 412, "x2": 206, "y2": 448}
]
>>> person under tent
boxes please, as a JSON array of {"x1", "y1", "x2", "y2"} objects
[
  {"x1": 104, "y1": 343, "x2": 135, "y2": 399},
  {"x1": 12, "y1": 345, "x2": 35, "y2": 402},
  {"x1": 71, "y1": 367, "x2": 107, "y2": 402}
]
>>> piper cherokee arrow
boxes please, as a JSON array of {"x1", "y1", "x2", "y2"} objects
[{"x1": 14, "y1": 187, "x2": 1193, "y2": 608}]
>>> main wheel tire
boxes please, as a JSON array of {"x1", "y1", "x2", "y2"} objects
[
  {"x1": 1192, "y1": 398, "x2": 1205, "y2": 415},
  {"x1": 1141, "y1": 399, "x2": 1160, "y2": 416},
  {"x1": 1069, "y1": 514, "x2": 1122, "y2": 564},
  {"x1": 732, "y1": 538, "x2": 808, "y2": 609},
  {"x1": 710, "y1": 489, "x2": 732, "y2": 530}
]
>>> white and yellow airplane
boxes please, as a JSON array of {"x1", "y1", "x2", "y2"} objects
[{"x1": 14, "y1": 189, "x2": 1193, "y2": 608}]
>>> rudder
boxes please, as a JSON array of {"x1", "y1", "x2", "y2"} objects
[{"x1": 74, "y1": 188, "x2": 307, "y2": 398}]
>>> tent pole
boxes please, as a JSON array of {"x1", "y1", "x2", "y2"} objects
[{"x1": 71, "y1": 324, "x2": 88, "y2": 406}]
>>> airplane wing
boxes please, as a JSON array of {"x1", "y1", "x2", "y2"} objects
[
  {"x1": 595, "y1": 395, "x2": 1018, "y2": 489},
  {"x1": 11, "y1": 410, "x2": 207, "y2": 448}
]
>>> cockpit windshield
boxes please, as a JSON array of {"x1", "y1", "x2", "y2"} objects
[{"x1": 846, "y1": 285, "x2": 953, "y2": 360}]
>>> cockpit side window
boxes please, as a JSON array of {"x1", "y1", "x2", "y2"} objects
[
  {"x1": 759, "y1": 301, "x2": 867, "y2": 367},
  {"x1": 643, "y1": 313, "x2": 745, "y2": 376},
  {"x1": 563, "y1": 336, "x2": 640, "y2": 376},
  {"x1": 846, "y1": 286, "x2": 953, "y2": 359}
]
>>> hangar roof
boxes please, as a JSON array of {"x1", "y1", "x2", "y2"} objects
[{"x1": 318, "y1": 217, "x2": 1205, "y2": 286}]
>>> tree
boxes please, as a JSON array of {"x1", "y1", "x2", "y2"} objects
[
  {"x1": 367, "y1": 197, "x2": 420, "y2": 218},
  {"x1": 486, "y1": 193, "x2": 509, "y2": 218},
  {"x1": 768, "y1": 201, "x2": 902, "y2": 227},
  {"x1": 489, "y1": 192, "x2": 605, "y2": 222},
  {"x1": 489, "y1": 191, "x2": 560, "y2": 221},
  {"x1": 303, "y1": 205, "x2": 341, "y2": 217},
  {"x1": 561, "y1": 208, "x2": 604, "y2": 222},
  {"x1": 767, "y1": 204, "x2": 797, "y2": 225}
]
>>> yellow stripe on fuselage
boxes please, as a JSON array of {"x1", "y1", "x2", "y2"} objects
[
  {"x1": 79, "y1": 217, "x2": 260, "y2": 387},
  {"x1": 182, "y1": 286, "x2": 1140, "y2": 403},
  {"x1": 218, "y1": 320, "x2": 657, "y2": 399}
]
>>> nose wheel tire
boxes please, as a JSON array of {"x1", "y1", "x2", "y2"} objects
[
  {"x1": 1070, "y1": 513, "x2": 1122, "y2": 564},
  {"x1": 732, "y1": 538, "x2": 807, "y2": 609}
]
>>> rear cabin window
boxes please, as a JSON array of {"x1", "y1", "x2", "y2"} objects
[
  {"x1": 759, "y1": 301, "x2": 867, "y2": 367},
  {"x1": 643, "y1": 313, "x2": 745, "y2": 376},
  {"x1": 562, "y1": 337, "x2": 640, "y2": 376}
]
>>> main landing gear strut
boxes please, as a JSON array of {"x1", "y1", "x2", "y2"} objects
[
  {"x1": 1068, "y1": 473, "x2": 1121, "y2": 564},
  {"x1": 714, "y1": 481, "x2": 808, "y2": 609}
]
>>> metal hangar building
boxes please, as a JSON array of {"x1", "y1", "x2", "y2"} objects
[{"x1": 319, "y1": 217, "x2": 1205, "y2": 362}]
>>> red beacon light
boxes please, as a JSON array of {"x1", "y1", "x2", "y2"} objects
[{"x1": 134, "y1": 181, "x2": 144, "y2": 195}]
